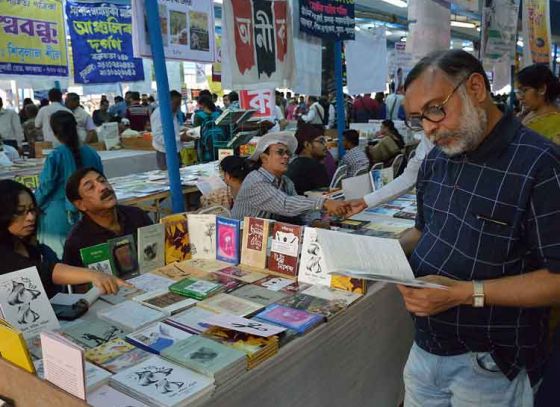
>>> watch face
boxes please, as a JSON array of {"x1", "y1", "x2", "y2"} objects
[{"x1": 474, "y1": 296, "x2": 484, "y2": 307}]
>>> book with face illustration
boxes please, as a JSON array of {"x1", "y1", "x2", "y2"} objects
[
  {"x1": 160, "y1": 212, "x2": 192, "y2": 264},
  {"x1": 110, "y1": 356, "x2": 214, "y2": 407},
  {"x1": 216, "y1": 216, "x2": 241, "y2": 265},
  {"x1": 108, "y1": 234, "x2": 139, "y2": 278},
  {"x1": 267, "y1": 222, "x2": 302, "y2": 277},
  {"x1": 137, "y1": 224, "x2": 166, "y2": 273},
  {"x1": 0, "y1": 267, "x2": 60, "y2": 339},
  {"x1": 188, "y1": 214, "x2": 217, "y2": 260}
]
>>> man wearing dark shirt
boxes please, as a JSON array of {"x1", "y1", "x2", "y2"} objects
[
  {"x1": 397, "y1": 50, "x2": 560, "y2": 406},
  {"x1": 62, "y1": 167, "x2": 153, "y2": 268},
  {"x1": 125, "y1": 91, "x2": 150, "y2": 131},
  {"x1": 286, "y1": 124, "x2": 330, "y2": 195}
]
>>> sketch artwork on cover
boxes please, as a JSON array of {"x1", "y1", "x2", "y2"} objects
[
  {"x1": 82, "y1": 326, "x2": 123, "y2": 348},
  {"x1": 7, "y1": 278, "x2": 42, "y2": 325},
  {"x1": 132, "y1": 365, "x2": 184, "y2": 395},
  {"x1": 189, "y1": 346, "x2": 218, "y2": 364}
]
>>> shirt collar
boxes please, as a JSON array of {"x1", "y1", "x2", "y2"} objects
[
  {"x1": 81, "y1": 206, "x2": 127, "y2": 236},
  {"x1": 463, "y1": 111, "x2": 520, "y2": 163},
  {"x1": 258, "y1": 167, "x2": 282, "y2": 188}
]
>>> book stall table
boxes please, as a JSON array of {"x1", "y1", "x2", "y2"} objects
[{"x1": 0, "y1": 282, "x2": 413, "y2": 407}]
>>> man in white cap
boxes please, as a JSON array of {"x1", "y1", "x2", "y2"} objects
[{"x1": 231, "y1": 131, "x2": 351, "y2": 223}]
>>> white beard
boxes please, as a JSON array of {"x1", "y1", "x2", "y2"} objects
[{"x1": 430, "y1": 90, "x2": 488, "y2": 157}]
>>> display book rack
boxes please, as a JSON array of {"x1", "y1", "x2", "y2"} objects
[{"x1": 212, "y1": 109, "x2": 258, "y2": 160}]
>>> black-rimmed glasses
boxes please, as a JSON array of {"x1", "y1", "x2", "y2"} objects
[{"x1": 405, "y1": 74, "x2": 471, "y2": 131}]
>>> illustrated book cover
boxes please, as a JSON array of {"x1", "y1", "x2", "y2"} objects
[
  {"x1": 108, "y1": 234, "x2": 139, "y2": 278},
  {"x1": 188, "y1": 214, "x2": 217, "y2": 260},
  {"x1": 267, "y1": 222, "x2": 302, "y2": 277},
  {"x1": 216, "y1": 216, "x2": 241, "y2": 264},
  {"x1": 126, "y1": 322, "x2": 194, "y2": 354},
  {"x1": 137, "y1": 224, "x2": 166, "y2": 273},
  {"x1": 160, "y1": 212, "x2": 192, "y2": 264},
  {"x1": 240, "y1": 217, "x2": 270, "y2": 269},
  {"x1": 80, "y1": 243, "x2": 116, "y2": 276}
]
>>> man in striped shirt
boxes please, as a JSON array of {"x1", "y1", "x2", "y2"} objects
[{"x1": 231, "y1": 131, "x2": 350, "y2": 223}]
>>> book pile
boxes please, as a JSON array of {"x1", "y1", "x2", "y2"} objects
[
  {"x1": 169, "y1": 277, "x2": 224, "y2": 301},
  {"x1": 202, "y1": 326, "x2": 279, "y2": 369},
  {"x1": 133, "y1": 290, "x2": 198, "y2": 315},
  {"x1": 197, "y1": 293, "x2": 263, "y2": 317},
  {"x1": 97, "y1": 301, "x2": 168, "y2": 331},
  {"x1": 161, "y1": 336, "x2": 246, "y2": 386},
  {"x1": 166, "y1": 307, "x2": 220, "y2": 334},
  {"x1": 110, "y1": 356, "x2": 215, "y2": 407},
  {"x1": 255, "y1": 304, "x2": 324, "y2": 334},
  {"x1": 125, "y1": 322, "x2": 195, "y2": 354}
]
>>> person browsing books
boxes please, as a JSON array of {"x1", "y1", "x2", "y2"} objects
[
  {"x1": 231, "y1": 131, "x2": 351, "y2": 224},
  {"x1": 0, "y1": 180, "x2": 128, "y2": 298},
  {"x1": 62, "y1": 167, "x2": 153, "y2": 268},
  {"x1": 395, "y1": 50, "x2": 560, "y2": 406}
]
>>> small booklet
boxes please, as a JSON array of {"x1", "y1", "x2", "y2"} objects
[
  {"x1": 97, "y1": 301, "x2": 168, "y2": 332},
  {"x1": 133, "y1": 290, "x2": 197, "y2": 315},
  {"x1": 216, "y1": 217, "x2": 241, "y2": 265},
  {"x1": 108, "y1": 234, "x2": 139, "y2": 278},
  {"x1": 0, "y1": 318, "x2": 35, "y2": 373},
  {"x1": 203, "y1": 314, "x2": 286, "y2": 337},
  {"x1": 161, "y1": 212, "x2": 192, "y2": 264},
  {"x1": 80, "y1": 243, "x2": 116, "y2": 276},
  {"x1": 40, "y1": 330, "x2": 87, "y2": 400},
  {"x1": 126, "y1": 273, "x2": 174, "y2": 293},
  {"x1": 87, "y1": 384, "x2": 148, "y2": 407},
  {"x1": 198, "y1": 293, "x2": 263, "y2": 317},
  {"x1": 240, "y1": 217, "x2": 271, "y2": 269},
  {"x1": 255, "y1": 304, "x2": 324, "y2": 334},
  {"x1": 169, "y1": 278, "x2": 223, "y2": 301},
  {"x1": 137, "y1": 224, "x2": 165, "y2": 273},
  {"x1": 268, "y1": 222, "x2": 302, "y2": 277},
  {"x1": 126, "y1": 322, "x2": 194, "y2": 354},
  {"x1": 189, "y1": 214, "x2": 217, "y2": 260}
]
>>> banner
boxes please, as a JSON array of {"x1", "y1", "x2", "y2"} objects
[
  {"x1": 212, "y1": 33, "x2": 222, "y2": 82},
  {"x1": 132, "y1": 0, "x2": 215, "y2": 63},
  {"x1": 240, "y1": 89, "x2": 274, "y2": 119},
  {"x1": 66, "y1": 1, "x2": 143, "y2": 84},
  {"x1": 0, "y1": 0, "x2": 68, "y2": 77},
  {"x1": 299, "y1": 0, "x2": 354, "y2": 40},
  {"x1": 522, "y1": 0, "x2": 552, "y2": 66},
  {"x1": 345, "y1": 28, "x2": 386, "y2": 94},
  {"x1": 222, "y1": 0, "x2": 294, "y2": 90},
  {"x1": 388, "y1": 42, "x2": 413, "y2": 92},
  {"x1": 481, "y1": 0, "x2": 520, "y2": 62},
  {"x1": 407, "y1": 0, "x2": 450, "y2": 64}
]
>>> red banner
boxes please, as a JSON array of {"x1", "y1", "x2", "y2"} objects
[{"x1": 240, "y1": 89, "x2": 274, "y2": 118}]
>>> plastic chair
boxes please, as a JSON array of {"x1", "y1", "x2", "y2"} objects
[
  {"x1": 329, "y1": 164, "x2": 348, "y2": 190},
  {"x1": 408, "y1": 149, "x2": 416, "y2": 161},
  {"x1": 392, "y1": 153, "x2": 405, "y2": 178},
  {"x1": 352, "y1": 165, "x2": 370, "y2": 177}
]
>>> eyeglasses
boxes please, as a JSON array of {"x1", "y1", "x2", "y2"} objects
[
  {"x1": 13, "y1": 207, "x2": 39, "y2": 218},
  {"x1": 313, "y1": 137, "x2": 327, "y2": 145},
  {"x1": 514, "y1": 87, "x2": 534, "y2": 96},
  {"x1": 271, "y1": 148, "x2": 292, "y2": 158},
  {"x1": 405, "y1": 74, "x2": 471, "y2": 131}
]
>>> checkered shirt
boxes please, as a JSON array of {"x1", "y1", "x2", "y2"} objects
[{"x1": 341, "y1": 146, "x2": 370, "y2": 176}]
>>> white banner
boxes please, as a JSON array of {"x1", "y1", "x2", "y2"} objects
[
  {"x1": 345, "y1": 28, "x2": 387, "y2": 95},
  {"x1": 132, "y1": 0, "x2": 216, "y2": 63},
  {"x1": 407, "y1": 0, "x2": 451, "y2": 63},
  {"x1": 221, "y1": 0, "x2": 294, "y2": 91},
  {"x1": 481, "y1": 0, "x2": 520, "y2": 63}
]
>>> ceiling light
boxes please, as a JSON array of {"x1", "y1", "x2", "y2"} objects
[
  {"x1": 451, "y1": 21, "x2": 476, "y2": 29},
  {"x1": 380, "y1": 0, "x2": 407, "y2": 8}
]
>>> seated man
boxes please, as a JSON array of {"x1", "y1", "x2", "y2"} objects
[
  {"x1": 62, "y1": 167, "x2": 153, "y2": 267},
  {"x1": 231, "y1": 131, "x2": 350, "y2": 224},
  {"x1": 286, "y1": 124, "x2": 330, "y2": 195},
  {"x1": 340, "y1": 129, "x2": 369, "y2": 177}
]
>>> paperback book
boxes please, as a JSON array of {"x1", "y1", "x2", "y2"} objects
[
  {"x1": 137, "y1": 224, "x2": 166, "y2": 273},
  {"x1": 80, "y1": 243, "x2": 116, "y2": 276},
  {"x1": 198, "y1": 293, "x2": 263, "y2": 317},
  {"x1": 255, "y1": 304, "x2": 324, "y2": 334},
  {"x1": 160, "y1": 212, "x2": 192, "y2": 264},
  {"x1": 0, "y1": 319, "x2": 35, "y2": 373},
  {"x1": 176, "y1": 259, "x2": 231, "y2": 274},
  {"x1": 87, "y1": 385, "x2": 149, "y2": 407},
  {"x1": 169, "y1": 278, "x2": 223, "y2": 301},
  {"x1": 100, "y1": 347, "x2": 152, "y2": 374},
  {"x1": 97, "y1": 301, "x2": 167, "y2": 332},
  {"x1": 268, "y1": 222, "x2": 302, "y2": 277},
  {"x1": 240, "y1": 217, "x2": 270, "y2": 269},
  {"x1": 254, "y1": 275, "x2": 299, "y2": 292},
  {"x1": 133, "y1": 290, "x2": 197, "y2": 315},
  {"x1": 127, "y1": 273, "x2": 174, "y2": 293},
  {"x1": 63, "y1": 319, "x2": 127, "y2": 349},
  {"x1": 85, "y1": 338, "x2": 136, "y2": 365},
  {"x1": 126, "y1": 322, "x2": 194, "y2": 354},
  {"x1": 0, "y1": 267, "x2": 60, "y2": 339},
  {"x1": 100, "y1": 285, "x2": 145, "y2": 305},
  {"x1": 278, "y1": 293, "x2": 346, "y2": 320},
  {"x1": 229, "y1": 284, "x2": 288, "y2": 307},
  {"x1": 188, "y1": 214, "x2": 217, "y2": 260},
  {"x1": 215, "y1": 265, "x2": 267, "y2": 283},
  {"x1": 166, "y1": 307, "x2": 220, "y2": 334},
  {"x1": 201, "y1": 272, "x2": 247, "y2": 293},
  {"x1": 302, "y1": 285, "x2": 362, "y2": 306},
  {"x1": 110, "y1": 356, "x2": 214, "y2": 407},
  {"x1": 108, "y1": 234, "x2": 139, "y2": 278},
  {"x1": 34, "y1": 359, "x2": 111, "y2": 393},
  {"x1": 216, "y1": 216, "x2": 241, "y2": 264}
]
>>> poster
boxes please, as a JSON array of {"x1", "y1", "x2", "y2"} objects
[
  {"x1": 345, "y1": 28, "x2": 387, "y2": 94},
  {"x1": 212, "y1": 33, "x2": 222, "y2": 82},
  {"x1": 240, "y1": 89, "x2": 274, "y2": 118},
  {"x1": 66, "y1": 1, "x2": 143, "y2": 84},
  {"x1": 387, "y1": 42, "x2": 413, "y2": 92},
  {"x1": 222, "y1": 0, "x2": 294, "y2": 90},
  {"x1": 0, "y1": 0, "x2": 68, "y2": 77},
  {"x1": 407, "y1": 0, "x2": 450, "y2": 63},
  {"x1": 522, "y1": 0, "x2": 552, "y2": 66},
  {"x1": 481, "y1": 0, "x2": 519, "y2": 62},
  {"x1": 132, "y1": 0, "x2": 215, "y2": 63},
  {"x1": 299, "y1": 0, "x2": 354, "y2": 40}
]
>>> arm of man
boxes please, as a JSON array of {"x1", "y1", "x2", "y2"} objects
[
  {"x1": 301, "y1": 106, "x2": 316, "y2": 123},
  {"x1": 85, "y1": 115, "x2": 97, "y2": 143}
]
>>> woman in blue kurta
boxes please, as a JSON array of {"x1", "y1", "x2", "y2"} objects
[{"x1": 35, "y1": 111, "x2": 103, "y2": 257}]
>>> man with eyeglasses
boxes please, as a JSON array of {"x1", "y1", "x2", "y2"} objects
[
  {"x1": 394, "y1": 49, "x2": 560, "y2": 406},
  {"x1": 231, "y1": 131, "x2": 351, "y2": 223}
]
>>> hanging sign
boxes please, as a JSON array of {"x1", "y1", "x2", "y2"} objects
[
  {"x1": 0, "y1": 0, "x2": 68, "y2": 77},
  {"x1": 132, "y1": 0, "x2": 215, "y2": 63},
  {"x1": 522, "y1": 0, "x2": 552, "y2": 66},
  {"x1": 481, "y1": 0, "x2": 519, "y2": 62},
  {"x1": 240, "y1": 89, "x2": 274, "y2": 118},
  {"x1": 66, "y1": 1, "x2": 144, "y2": 84},
  {"x1": 299, "y1": 0, "x2": 355, "y2": 40}
]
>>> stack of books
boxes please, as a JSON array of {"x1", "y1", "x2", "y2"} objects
[
  {"x1": 197, "y1": 293, "x2": 263, "y2": 317},
  {"x1": 97, "y1": 301, "x2": 168, "y2": 331},
  {"x1": 165, "y1": 307, "x2": 220, "y2": 334},
  {"x1": 255, "y1": 304, "x2": 324, "y2": 334},
  {"x1": 125, "y1": 322, "x2": 195, "y2": 354},
  {"x1": 202, "y1": 326, "x2": 279, "y2": 369},
  {"x1": 169, "y1": 277, "x2": 224, "y2": 301},
  {"x1": 162, "y1": 336, "x2": 246, "y2": 386},
  {"x1": 110, "y1": 356, "x2": 214, "y2": 407}
]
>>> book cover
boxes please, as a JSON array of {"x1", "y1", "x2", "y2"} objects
[
  {"x1": 198, "y1": 293, "x2": 263, "y2": 317},
  {"x1": 240, "y1": 217, "x2": 270, "y2": 269},
  {"x1": 0, "y1": 267, "x2": 60, "y2": 339},
  {"x1": 110, "y1": 356, "x2": 214, "y2": 407},
  {"x1": 100, "y1": 347, "x2": 152, "y2": 374},
  {"x1": 255, "y1": 304, "x2": 324, "y2": 333},
  {"x1": 127, "y1": 273, "x2": 174, "y2": 293},
  {"x1": 63, "y1": 319, "x2": 126, "y2": 349},
  {"x1": 202, "y1": 326, "x2": 278, "y2": 356},
  {"x1": 203, "y1": 314, "x2": 286, "y2": 337},
  {"x1": 151, "y1": 263, "x2": 199, "y2": 281},
  {"x1": 229, "y1": 284, "x2": 288, "y2": 307},
  {"x1": 298, "y1": 227, "x2": 332, "y2": 287},
  {"x1": 176, "y1": 258, "x2": 231, "y2": 274},
  {"x1": 108, "y1": 234, "x2": 139, "y2": 278},
  {"x1": 169, "y1": 278, "x2": 223, "y2": 301},
  {"x1": 267, "y1": 222, "x2": 302, "y2": 277},
  {"x1": 88, "y1": 384, "x2": 148, "y2": 407},
  {"x1": 215, "y1": 265, "x2": 267, "y2": 283},
  {"x1": 161, "y1": 336, "x2": 245, "y2": 377},
  {"x1": 97, "y1": 301, "x2": 167, "y2": 332},
  {"x1": 216, "y1": 216, "x2": 241, "y2": 264},
  {"x1": 188, "y1": 214, "x2": 217, "y2": 260},
  {"x1": 133, "y1": 290, "x2": 197, "y2": 315},
  {"x1": 126, "y1": 322, "x2": 193, "y2": 354},
  {"x1": 137, "y1": 224, "x2": 165, "y2": 273},
  {"x1": 0, "y1": 319, "x2": 35, "y2": 373},
  {"x1": 80, "y1": 243, "x2": 116, "y2": 276},
  {"x1": 203, "y1": 272, "x2": 247, "y2": 293},
  {"x1": 100, "y1": 285, "x2": 145, "y2": 305},
  {"x1": 34, "y1": 359, "x2": 111, "y2": 393},
  {"x1": 85, "y1": 338, "x2": 136, "y2": 365},
  {"x1": 160, "y1": 212, "x2": 192, "y2": 264},
  {"x1": 301, "y1": 285, "x2": 362, "y2": 306},
  {"x1": 166, "y1": 307, "x2": 220, "y2": 334},
  {"x1": 278, "y1": 293, "x2": 346, "y2": 319}
]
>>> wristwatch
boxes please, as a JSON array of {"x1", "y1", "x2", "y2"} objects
[{"x1": 472, "y1": 280, "x2": 485, "y2": 308}]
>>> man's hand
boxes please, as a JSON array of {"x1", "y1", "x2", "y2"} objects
[
  {"x1": 345, "y1": 198, "x2": 368, "y2": 217},
  {"x1": 396, "y1": 275, "x2": 473, "y2": 317},
  {"x1": 90, "y1": 272, "x2": 133, "y2": 295},
  {"x1": 323, "y1": 199, "x2": 352, "y2": 217}
]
